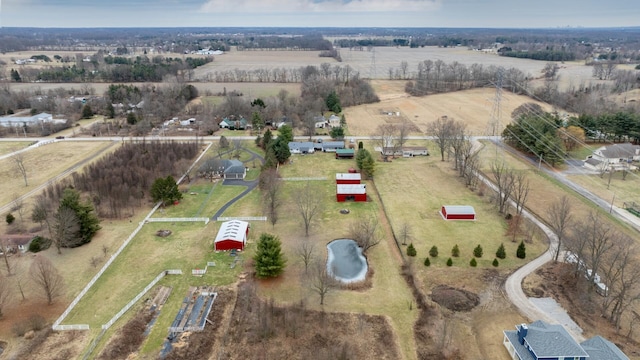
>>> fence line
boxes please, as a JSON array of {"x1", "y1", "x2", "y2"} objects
[
  {"x1": 280, "y1": 177, "x2": 328, "y2": 181},
  {"x1": 101, "y1": 270, "x2": 181, "y2": 330},
  {"x1": 52, "y1": 324, "x2": 90, "y2": 331},
  {"x1": 216, "y1": 216, "x2": 267, "y2": 221},
  {"x1": 192, "y1": 261, "x2": 216, "y2": 276},
  {"x1": 147, "y1": 217, "x2": 210, "y2": 224}
]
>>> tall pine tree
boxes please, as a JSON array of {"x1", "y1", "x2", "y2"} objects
[{"x1": 254, "y1": 233, "x2": 286, "y2": 278}]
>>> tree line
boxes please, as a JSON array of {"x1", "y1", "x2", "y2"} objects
[
  {"x1": 70, "y1": 141, "x2": 198, "y2": 218},
  {"x1": 404, "y1": 60, "x2": 529, "y2": 95}
]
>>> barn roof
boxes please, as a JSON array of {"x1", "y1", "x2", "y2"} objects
[
  {"x1": 214, "y1": 220, "x2": 249, "y2": 243},
  {"x1": 336, "y1": 173, "x2": 361, "y2": 181},
  {"x1": 337, "y1": 184, "x2": 366, "y2": 194},
  {"x1": 442, "y1": 205, "x2": 476, "y2": 215}
]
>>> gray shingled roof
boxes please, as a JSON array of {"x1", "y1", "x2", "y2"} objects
[
  {"x1": 505, "y1": 321, "x2": 588, "y2": 359},
  {"x1": 585, "y1": 157, "x2": 603, "y2": 166},
  {"x1": 599, "y1": 143, "x2": 640, "y2": 159},
  {"x1": 581, "y1": 335, "x2": 629, "y2": 360}
]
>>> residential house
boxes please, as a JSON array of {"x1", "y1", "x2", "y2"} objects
[
  {"x1": 328, "y1": 114, "x2": 341, "y2": 128},
  {"x1": 222, "y1": 159, "x2": 246, "y2": 180},
  {"x1": 1, "y1": 235, "x2": 34, "y2": 254},
  {"x1": 322, "y1": 141, "x2": 345, "y2": 152},
  {"x1": 381, "y1": 146, "x2": 429, "y2": 157},
  {"x1": 503, "y1": 320, "x2": 627, "y2": 360},
  {"x1": 219, "y1": 117, "x2": 250, "y2": 130},
  {"x1": 314, "y1": 116, "x2": 327, "y2": 129},
  {"x1": 288, "y1": 142, "x2": 315, "y2": 154},
  {"x1": 584, "y1": 143, "x2": 640, "y2": 172},
  {"x1": 0, "y1": 112, "x2": 65, "y2": 128}
]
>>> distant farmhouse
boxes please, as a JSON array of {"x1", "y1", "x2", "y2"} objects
[
  {"x1": 381, "y1": 146, "x2": 429, "y2": 158},
  {"x1": 288, "y1": 142, "x2": 315, "y2": 154},
  {"x1": 0, "y1": 113, "x2": 66, "y2": 128},
  {"x1": 584, "y1": 143, "x2": 640, "y2": 172},
  {"x1": 219, "y1": 117, "x2": 250, "y2": 130}
]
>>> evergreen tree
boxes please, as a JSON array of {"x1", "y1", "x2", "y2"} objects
[
  {"x1": 126, "y1": 112, "x2": 138, "y2": 125},
  {"x1": 81, "y1": 104, "x2": 93, "y2": 119},
  {"x1": 326, "y1": 91, "x2": 342, "y2": 113},
  {"x1": 262, "y1": 129, "x2": 273, "y2": 149},
  {"x1": 10, "y1": 69, "x2": 21, "y2": 82},
  {"x1": 5, "y1": 213, "x2": 14, "y2": 225},
  {"x1": 356, "y1": 149, "x2": 376, "y2": 179},
  {"x1": 470, "y1": 258, "x2": 477, "y2": 267},
  {"x1": 451, "y1": 244, "x2": 460, "y2": 257},
  {"x1": 429, "y1": 245, "x2": 438, "y2": 257},
  {"x1": 496, "y1": 243, "x2": 506, "y2": 259},
  {"x1": 251, "y1": 111, "x2": 264, "y2": 132},
  {"x1": 278, "y1": 124, "x2": 293, "y2": 143},
  {"x1": 59, "y1": 188, "x2": 101, "y2": 246},
  {"x1": 406, "y1": 243, "x2": 417, "y2": 257},
  {"x1": 106, "y1": 103, "x2": 115, "y2": 118},
  {"x1": 271, "y1": 137, "x2": 291, "y2": 164},
  {"x1": 473, "y1": 244, "x2": 483, "y2": 258},
  {"x1": 254, "y1": 233, "x2": 286, "y2": 278},
  {"x1": 517, "y1": 241, "x2": 526, "y2": 259},
  {"x1": 263, "y1": 147, "x2": 278, "y2": 169},
  {"x1": 446, "y1": 258, "x2": 453, "y2": 266},
  {"x1": 492, "y1": 258, "x2": 499, "y2": 267},
  {"x1": 424, "y1": 257, "x2": 430, "y2": 266},
  {"x1": 330, "y1": 126, "x2": 345, "y2": 139},
  {"x1": 150, "y1": 176, "x2": 182, "y2": 207}
]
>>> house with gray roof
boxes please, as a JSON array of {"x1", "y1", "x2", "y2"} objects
[
  {"x1": 288, "y1": 141, "x2": 315, "y2": 154},
  {"x1": 580, "y1": 335, "x2": 629, "y2": 360},
  {"x1": 219, "y1": 117, "x2": 249, "y2": 130},
  {"x1": 222, "y1": 159, "x2": 246, "y2": 180},
  {"x1": 0, "y1": 112, "x2": 65, "y2": 128},
  {"x1": 503, "y1": 320, "x2": 628, "y2": 360},
  {"x1": 322, "y1": 141, "x2": 345, "y2": 152},
  {"x1": 584, "y1": 143, "x2": 640, "y2": 172}
]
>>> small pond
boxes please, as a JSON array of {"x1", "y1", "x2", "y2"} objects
[{"x1": 326, "y1": 239, "x2": 368, "y2": 283}]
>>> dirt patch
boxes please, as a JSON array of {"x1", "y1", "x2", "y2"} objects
[
  {"x1": 155, "y1": 229, "x2": 172, "y2": 237},
  {"x1": 169, "y1": 279, "x2": 402, "y2": 360},
  {"x1": 431, "y1": 285, "x2": 480, "y2": 312}
]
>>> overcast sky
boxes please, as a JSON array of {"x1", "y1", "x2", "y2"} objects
[{"x1": 0, "y1": 0, "x2": 638, "y2": 28}]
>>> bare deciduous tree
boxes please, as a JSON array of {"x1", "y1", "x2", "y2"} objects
[
  {"x1": 295, "y1": 239, "x2": 315, "y2": 274},
  {"x1": 259, "y1": 168, "x2": 282, "y2": 227},
  {"x1": 10, "y1": 195, "x2": 25, "y2": 227},
  {"x1": 490, "y1": 161, "x2": 515, "y2": 214},
  {"x1": 30, "y1": 255, "x2": 64, "y2": 305},
  {"x1": 309, "y1": 260, "x2": 337, "y2": 305},
  {"x1": 0, "y1": 240, "x2": 12, "y2": 275},
  {"x1": 449, "y1": 120, "x2": 467, "y2": 171},
  {"x1": 11, "y1": 150, "x2": 28, "y2": 187},
  {"x1": 52, "y1": 207, "x2": 80, "y2": 254},
  {"x1": 293, "y1": 182, "x2": 325, "y2": 237},
  {"x1": 427, "y1": 115, "x2": 455, "y2": 161},
  {"x1": 399, "y1": 222, "x2": 413, "y2": 246},
  {"x1": 349, "y1": 214, "x2": 380, "y2": 253},
  {"x1": 0, "y1": 275, "x2": 12, "y2": 318},
  {"x1": 375, "y1": 124, "x2": 397, "y2": 157},
  {"x1": 31, "y1": 194, "x2": 52, "y2": 232},
  {"x1": 548, "y1": 195, "x2": 573, "y2": 262}
]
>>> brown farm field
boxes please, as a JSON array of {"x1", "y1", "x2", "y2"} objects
[{"x1": 345, "y1": 82, "x2": 554, "y2": 136}]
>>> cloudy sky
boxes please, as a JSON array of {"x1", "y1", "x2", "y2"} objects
[{"x1": 0, "y1": 0, "x2": 637, "y2": 28}]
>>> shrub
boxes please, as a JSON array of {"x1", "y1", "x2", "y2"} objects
[
  {"x1": 28, "y1": 314, "x2": 46, "y2": 331},
  {"x1": 470, "y1": 258, "x2": 477, "y2": 267},
  {"x1": 451, "y1": 244, "x2": 460, "y2": 257},
  {"x1": 424, "y1": 257, "x2": 430, "y2": 266},
  {"x1": 28, "y1": 236, "x2": 52, "y2": 253},
  {"x1": 12, "y1": 321, "x2": 29, "y2": 337},
  {"x1": 446, "y1": 257, "x2": 453, "y2": 266},
  {"x1": 496, "y1": 243, "x2": 506, "y2": 259},
  {"x1": 5, "y1": 213, "x2": 14, "y2": 225},
  {"x1": 492, "y1": 258, "x2": 499, "y2": 267},
  {"x1": 517, "y1": 241, "x2": 526, "y2": 259},
  {"x1": 473, "y1": 245, "x2": 483, "y2": 258},
  {"x1": 406, "y1": 243, "x2": 417, "y2": 257},
  {"x1": 429, "y1": 245, "x2": 438, "y2": 257}
]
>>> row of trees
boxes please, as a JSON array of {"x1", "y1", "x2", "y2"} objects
[{"x1": 403, "y1": 61, "x2": 529, "y2": 95}]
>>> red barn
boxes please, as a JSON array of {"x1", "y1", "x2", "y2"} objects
[
  {"x1": 214, "y1": 220, "x2": 250, "y2": 251},
  {"x1": 441, "y1": 205, "x2": 476, "y2": 220},
  {"x1": 336, "y1": 173, "x2": 361, "y2": 184},
  {"x1": 337, "y1": 184, "x2": 367, "y2": 202}
]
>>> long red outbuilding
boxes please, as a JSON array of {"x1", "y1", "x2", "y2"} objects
[{"x1": 441, "y1": 205, "x2": 476, "y2": 220}]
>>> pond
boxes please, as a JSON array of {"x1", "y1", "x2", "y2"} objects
[{"x1": 326, "y1": 239, "x2": 368, "y2": 283}]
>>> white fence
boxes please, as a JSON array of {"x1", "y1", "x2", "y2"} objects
[
  {"x1": 52, "y1": 324, "x2": 90, "y2": 331},
  {"x1": 216, "y1": 216, "x2": 267, "y2": 221},
  {"x1": 280, "y1": 177, "x2": 328, "y2": 181},
  {"x1": 53, "y1": 203, "x2": 162, "y2": 330},
  {"x1": 192, "y1": 261, "x2": 216, "y2": 276},
  {"x1": 147, "y1": 217, "x2": 210, "y2": 224},
  {"x1": 101, "y1": 269, "x2": 181, "y2": 330}
]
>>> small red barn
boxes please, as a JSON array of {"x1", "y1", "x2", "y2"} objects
[
  {"x1": 337, "y1": 184, "x2": 367, "y2": 202},
  {"x1": 336, "y1": 173, "x2": 361, "y2": 184},
  {"x1": 441, "y1": 205, "x2": 476, "y2": 221},
  {"x1": 214, "y1": 220, "x2": 250, "y2": 251}
]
